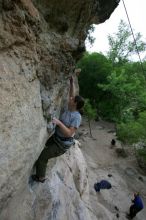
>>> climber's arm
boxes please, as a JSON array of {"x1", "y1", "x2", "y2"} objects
[{"x1": 52, "y1": 117, "x2": 76, "y2": 137}]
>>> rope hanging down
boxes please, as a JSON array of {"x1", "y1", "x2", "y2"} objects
[{"x1": 122, "y1": 0, "x2": 146, "y2": 75}]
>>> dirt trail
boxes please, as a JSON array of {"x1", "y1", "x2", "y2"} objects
[{"x1": 78, "y1": 118, "x2": 146, "y2": 220}]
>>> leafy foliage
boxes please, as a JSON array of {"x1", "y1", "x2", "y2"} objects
[
  {"x1": 98, "y1": 64, "x2": 146, "y2": 121},
  {"x1": 107, "y1": 20, "x2": 146, "y2": 65},
  {"x1": 117, "y1": 121, "x2": 143, "y2": 144},
  {"x1": 77, "y1": 52, "x2": 112, "y2": 106},
  {"x1": 77, "y1": 20, "x2": 146, "y2": 163},
  {"x1": 137, "y1": 149, "x2": 146, "y2": 162},
  {"x1": 84, "y1": 99, "x2": 97, "y2": 120},
  {"x1": 117, "y1": 111, "x2": 146, "y2": 144},
  {"x1": 84, "y1": 99, "x2": 96, "y2": 137}
]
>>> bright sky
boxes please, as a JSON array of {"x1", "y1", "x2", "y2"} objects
[{"x1": 86, "y1": 0, "x2": 146, "y2": 60}]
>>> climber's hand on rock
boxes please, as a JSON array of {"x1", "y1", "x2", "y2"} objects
[{"x1": 52, "y1": 117, "x2": 61, "y2": 126}]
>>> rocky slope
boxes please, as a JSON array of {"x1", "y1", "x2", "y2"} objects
[
  {"x1": 79, "y1": 119, "x2": 146, "y2": 220},
  {"x1": 0, "y1": 0, "x2": 119, "y2": 219}
]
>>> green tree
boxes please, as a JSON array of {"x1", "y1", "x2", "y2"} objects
[
  {"x1": 77, "y1": 52, "x2": 112, "y2": 106},
  {"x1": 117, "y1": 111, "x2": 146, "y2": 163},
  {"x1": 117, "y1": 121, "x2": 143, "y2": 144},
  {"x1": 107, "y1": 20, "x2": 146, "y2": 65},
  {"x1": 98, "y1": 63, "x2": 146, "y2": 121},
  {"x1": 84, "y1": 99, "x2": 96, "y2": 137}
]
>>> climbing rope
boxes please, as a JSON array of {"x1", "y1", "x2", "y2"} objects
[{"x1": 122, "y1": 0, "x2": 146, "y2": 76}]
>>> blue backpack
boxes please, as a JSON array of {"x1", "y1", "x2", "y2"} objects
[{"x1": 94, "y1": 180, "x2": 112, "y2": 192}]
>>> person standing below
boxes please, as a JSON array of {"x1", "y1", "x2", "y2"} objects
[
  {"x1": 127, "y1": 192, "x2": 144, "y2": 219},
  {"x1": 32, "y1": 76, "x2": 84, "y2": 183}
]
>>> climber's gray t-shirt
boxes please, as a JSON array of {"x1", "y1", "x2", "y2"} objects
[{"x1": 55, "y1": 110, "x2": 81, "y2": 146}]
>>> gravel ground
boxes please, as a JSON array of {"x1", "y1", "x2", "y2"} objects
[{"x1": 78, "y1": 118, "x2": 146, "y2": 220}]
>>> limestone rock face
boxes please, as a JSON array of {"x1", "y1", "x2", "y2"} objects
[
  {"x1": 0, "y1": 0, "x2": 119, "y2": 219},
  {"x1": 0, "y1": 142, "x2": 96, "y2": 220}
]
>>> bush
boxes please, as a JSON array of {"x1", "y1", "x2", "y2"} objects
[
  {"x1": 117, "y1": 121, "x2": 143, "y2": 144},
  {"x1": 137, "y1": 148, "x2": 146, "y2": 161},
  {"x1": 136, "y1": 148, "x2": 146, "y2": 171}
]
